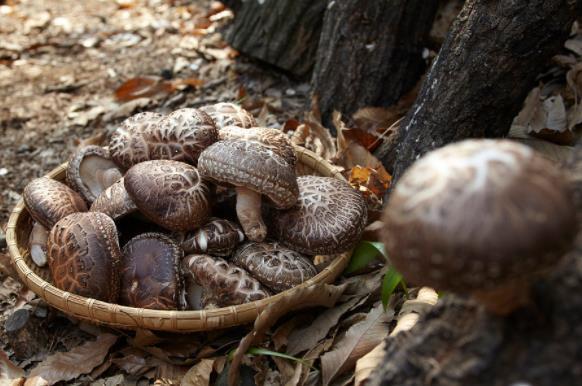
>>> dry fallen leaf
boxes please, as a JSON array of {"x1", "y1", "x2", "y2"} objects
[
  {"x1": 320, "y1": 302, "x2": 394, "y2": 386},
  {"x1": 0, "y1": 350, "x2": 25, "y2": 385},
  {"x1": 114, "y1": 77, "x2": 175, "y2": 102},
  {"x1": 25, "y1": 333, "x2": 117, "y2": 386},
  {"x1": 181, "y1": 359, "x2": 215, "y2": 386},
  {"x1": 228, "y1": 284, "x2": 346, "y2": 386}
]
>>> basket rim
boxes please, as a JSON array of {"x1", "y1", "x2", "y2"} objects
[{"x1": 6, "y1": 145, "x2": 352, "y2": 332}]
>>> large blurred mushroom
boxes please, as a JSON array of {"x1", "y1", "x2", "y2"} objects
[
  {"x1": 381, "y1": 139, "x2": 578, "y2": 314},
  {"x1": 198, "y1": 140, "x2": 298, "y2": 242},
  {"x1": 23, "y1": 177, "x2": 88, "y2": 229},
  {"x1": 124, "y1": 160, "x2": 212, "y2": 232},
  {"x1": 109, "y1": 109, "x2": 218, "y2": 169},
  {"x1": 269, "y1": 176, "x2": 368, "y2": 255},
  {"x1": 199, "y1": 102, "x2": 256, "y2": 130},
  {"x1": 120, "y1": 233, "x2": 184, "y2": 310},
  {"x1": 232, "y1": 241, "x2": 317, "y2": 292},
  {"x1": 47, "y1": 212, "x2": 121, "y2": 302},
  {"x1": 183, "y1": 254, "x2": 270, "y2": 308},
  {"x1": 66, "y1": 146, "x2": 123, "y2": 203}
]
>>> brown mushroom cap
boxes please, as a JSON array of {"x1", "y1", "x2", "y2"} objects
[
  {"x1": 178, "y1": 217, "x2": 244, "y2": 256},
  {"x1": 232, "y1": 241, "x2": 317, "y2": 292},
  {"x1": 120, "y1": 233, "x2": 184, "y2": 310},
  {"x1": 23, "y1": 177, "x2": 88, "y2": 229},
  {"x1": 199, "y1": 102, "x2": 256, "y2": 130},
  {"x1": 182, "y1": 254, "x2": 270, "y2": 307},
  {"x1": 381, "y1": 139, "x2": 578, "y2": 296},
  {"x1": 270, "y1": 176, "x2": 368, "y2": 255},
  {"x1": 124, "y1": 160, "x2": 212, "y2": 231},
  {"x1": 66, "y1": 146, "x2": 123, "y2": 203},
  {"x1": 219, "y1": 126, "x2": 296, "y2": 165},
  {"x1": 47, "y1": 212, "x2": 121, "y2": 302},
  {"x1": 198, "y1": 140, "x2": 298, "y2": 208},
  {"x1": 109, "y1": 109, "x2": 218, "y2": 169},
  {"x1": 90, "y1": 178, "x2": 137, "y2": 220}
]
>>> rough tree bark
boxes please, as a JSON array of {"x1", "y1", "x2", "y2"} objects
[
  {"x1": 225, "y1": 0, "x2": 327, "y2": 78},
  {"x1": 375, "y1": 0, "x2": 581, "y2": 179},
  {"x1": 311, "y1": 0, "x2": 438, "y2": 130}
]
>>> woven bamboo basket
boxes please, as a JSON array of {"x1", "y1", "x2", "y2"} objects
[{"x1": 6, "y1": 145, "x2": 352, "y2": 332}]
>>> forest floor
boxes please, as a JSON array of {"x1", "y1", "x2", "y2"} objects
[{"x1": 0, "y1": 0, "x2": 580, "y2": 385}]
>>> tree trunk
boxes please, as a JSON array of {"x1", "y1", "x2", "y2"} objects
[
  {"x1": 225, "y1": 0, "x2": 327, "y2": 78},
  {"x1": 376, "y1": 0, "x2": 580, "y2": 180},
  {"x1": 311, "y1": 0, "x2": 438, "y2": 131}
]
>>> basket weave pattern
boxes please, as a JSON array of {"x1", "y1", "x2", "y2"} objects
[{"x1": 6, "y1": 146, "x2": 351, "y2": 332}]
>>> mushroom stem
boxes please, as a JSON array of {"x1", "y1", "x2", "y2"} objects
[
  {"x1": 29, "y1": 222, "x2": 48, "y2": 267},
  {"x1": 235, "y1": 186, "x2": 266, "y2": 242},
  {"x1": 96, "y1": 168, "x2": 123, "y2": 188},
  {"x1": 471, "y1": 277, "x2": 532, "y2": 315}
]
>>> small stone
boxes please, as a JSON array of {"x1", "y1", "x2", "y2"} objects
[{"x1": 0, "y1": 168, "x2": 8, "y2": 176}]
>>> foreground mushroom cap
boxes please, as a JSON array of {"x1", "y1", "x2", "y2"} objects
[
  {"x1": 47, "y1": 212, "x2": 121, "y2": 302},
  {"x1": 178, "y1": 217, "x2": 244, "y2": 256},
  {"x1": 270, "y1": 176, "x2": 368, "y2": 255},
  {"x1": 120, "y1": 233, "x2": 184, "y2": 310},
  {"x1": 23, "y1": 177, "x2": 88, "y2": 229},
  {"x1": 232, "y1": 242, "x2": 317, "y2": 292},
  {"x1": 90, "y1": 178, "x2": 137, "y2": 220},
  {"x1": 198, "y1": 140, "x2": 298, "y2": 242},
  {"x1": 219, "y1": 126, "x2": 296, "y2": 166},
  {"x1": 124, "y1": 160, "x2": 212, "y2": 231},
  {"x1": 109, "y1": 109, "x2": 218, "y2": 168},
  {"x1": 199, "y1": 102, "x2": 256, "y2": 130},
  {"x1": 183, "y1": 254, "x2": 270, "y2": 307},
  {"x1": 66, "y1": 146, "x2": 123, "y2": 203},
  {"x1": 382, "y1": 139, "x2": 577, "y2": 297}
]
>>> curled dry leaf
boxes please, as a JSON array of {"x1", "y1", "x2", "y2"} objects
[
  {"x1": 25, "y1": 333, "x2": 117, "y2": 386},
  {"x1": 228, "y1": 284, "x2": 346, "y2": 386},
  {"x1": 320, "y1": 302, "x2": 394, "y2": 386},
  {"x1": 114, "y1": 77, "x2": 175, "y2": 102},
  {"x1": 0, "y1": 350, "x2": 24, "y2": 385},
  {"x1": 291, "y1": 104, "x2": 337, "y2": 161},
  {"x1": 182, "y1": 359, "x2": 215, "y2": 386}
]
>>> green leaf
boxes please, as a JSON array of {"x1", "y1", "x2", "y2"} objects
[
  {"x1": 381, "y1": 267, "x2": 403, "y2": 310},
  {"x1": 344, "y1": 241, "x2": 386, "y2": 275}
]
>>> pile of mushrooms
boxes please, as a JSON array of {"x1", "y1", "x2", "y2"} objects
[{"x1": 22, "y1": 104, "x2": 368, "y2": 311}]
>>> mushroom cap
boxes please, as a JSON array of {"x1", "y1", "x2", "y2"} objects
[
  {"x1": 47, "y1": 212, "x2": 121, "y2": 302},
  {"x1": 381, "y1": 139, "x2": 578, "y2": 293},
  {"x1": 66, "y1": 146, "x2": 123, "y2": 203},
  {"x1": 23, "y1": 177, "x2": 88, "y2": 229},
  {"x1": 109, "y1": 109, "x2": 218, "y2": 168},
  {"x1": 198, "y1": 140, "x2": 299, "y2": 208},
  {"x1": 199, "y1": 102, "x2": 256, "y2": 130},
  {"x1": 270, "y1": 176, "x2": 368, "y2": 255},
  {"x1": 232, "y1": 241, "x2": 317, "y2": 292},
  {"x1": 182, "y1": 254, "x2": 270, "y2": 307},
  {"x1": 109, "y1": 111, "x2": 164, "y2": 169},
  {"x1": 120, "y1": 233, "x2": 184, "y2": 310},
  {"x1": 178, "y1": 217, "x2": 244, "y2": 256},
  {"x1": 219, "y1": 126, "x2": 296, "y2": 165},
  {"x1": 124, "y1": 160, "x2": 212, "y2": 231},
  {"x1": 90, "y1": 178, "x2": 137, "y2": 220}
]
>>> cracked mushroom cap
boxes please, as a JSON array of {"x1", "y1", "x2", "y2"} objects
[
  {"x1": 198, "y1": 140, "x2": 298, "y2": 208},
  {"x1": 47, "y1": 212, "x2": 121, "y2": 302},
  {"x1": 381, "y1": 139, "x2": 578, "y2": 295},
  {"x1": 177, "y1": 217, "x2": 244, "y2": 256},
  {"x1": 66, "y1": 146, "x2": 123, "y2": 203},
  {"x1": 219, "y1": 126, "x2": 296, "y2": 165},
  {"x1": 232, "y1": 241, "x2": 317, "y2": 292},
  {"x1": 23, "y1": 177, "x2": 88, "y2": 229},
  {"x1": 182, "y1": 254, "x2": 270, "y2": 307},
  {"x1": 120, "y1": 233, "x2": 184, "y2": 310},
  {"x1": 124, "y1": 160, "x2": 212, "y2": 231},
  {"x1": 109, "y1": 109, "x2": 218, "y2": 168},
  {"x1": 90, "y1": 178, "x2": 137, "y2": 220},
  {"x1": 270, "y1": 176, "x2": 368, "y2": 255},
  {"x1": 199, "y1": 102, "x2": 256, "y2": 130}
]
